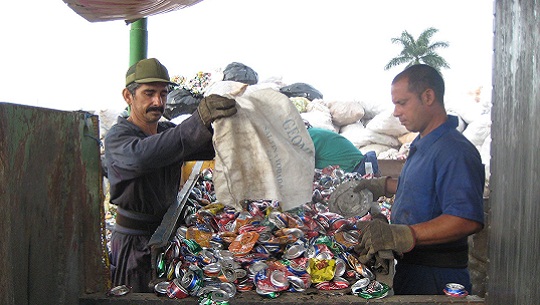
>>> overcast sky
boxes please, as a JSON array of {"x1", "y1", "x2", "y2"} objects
[{"x1": 0, "y1": 0, "x2": 494, "y2": 113}]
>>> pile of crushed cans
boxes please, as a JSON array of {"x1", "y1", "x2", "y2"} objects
[{"x1": 153, "y1": 166, "x2": 392, "y2": 304}]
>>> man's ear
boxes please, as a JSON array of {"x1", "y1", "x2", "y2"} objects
[
  {"x1": 122, "y1": 88, "x2": 132, "y2": 105},
  {"x1": 422, "y1": 88, "x2": 436, "y2": 105}
]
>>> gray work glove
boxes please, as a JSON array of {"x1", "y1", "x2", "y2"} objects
[
  {"x1": 352, "y1": 176, "x2": 391, "y2": 199},
  {"x1": 197, "y1": 94, "x2": 237, "y2": 128},
  {"x1": 355, "y1": 220, "x2": 415, "y2": 264}
]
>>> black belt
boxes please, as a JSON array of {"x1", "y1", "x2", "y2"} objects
[
  {"x1": 398, "y1": 244, "x2": 469, "y2": 268},
  {"x1": 115, "y1": 207, "x2": 162, "y2": 234}
]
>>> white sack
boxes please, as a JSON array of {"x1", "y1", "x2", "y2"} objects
[
  {"x1": 359, "y1": 143, "x2": 393, "y2": 157},
  {"x1": 326, "y1": 100, "x2": 365, "y2": 127},
  {"x1": 301, "y1": 111, "x2": 337, "y2": 132},
  {"x1": 463, "y1": 114, "x2": 491, "y2": 147},
  {"x1": 446, "y1": 88, "x2": 491, "y2": 124},
  {"x1": 307, "y1": 99, "x2": 330, "y2": 113},
  {"x1": 448, "y1": 112, "x2": 467, "y2": 132},
  {"x1": 98, "y1": 107, "x2": 125, "y2": 139},
  {"x1": 366, "y1": 110, "x2": 408, "y2": 137},
  {"x1": 339, "y1": 122, "x2": 366, "y2": 147},
  {"x1": 342, "y1": 128, "x2": 400, "y2": 149},
  {"x1": 358, "y1": 100, "x2": 392, "y2": 120},
  {"x1": 377, "y1": 148, "x2": 400, "y2": 160},
  {"x1": 398, "y1": 132, "x2": 418, "y2": 145},
  {"x1": 207, "y1": 81, "x2": 315, "y2": 211}
]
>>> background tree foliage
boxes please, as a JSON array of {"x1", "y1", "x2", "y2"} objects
[{"x1": 385, "y1": 27, "x2": 450, "y2": 72}]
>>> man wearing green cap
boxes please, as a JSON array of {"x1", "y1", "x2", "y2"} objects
[{"x1": 103, "y1": 58, "x2": 237, "y2": 292}]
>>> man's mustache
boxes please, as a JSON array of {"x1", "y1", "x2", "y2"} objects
[{"x1": 146, "y1": 106, "x2": 164, "y2": 113}]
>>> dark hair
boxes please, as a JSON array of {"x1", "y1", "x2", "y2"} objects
[
  {"x1": 126, "y1": 82, "x2": 141, "y2": 96},
  {"x1": 392, "y1": 64, "x2": 445, "y2": 105}
]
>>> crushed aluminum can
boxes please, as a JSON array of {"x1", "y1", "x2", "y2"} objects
[
  {"x1": 236, "y1": 281, "x2": 254, "y2": 292},
  {"x1": 209, "y1": 289, "x2": 230, "y2": 303},
  {"x1": 275, "y1": 227, "x2": 304, "y2": 239},
  {"x1": 268, "y1": 211, "x2": 287, "y2": 229},
  {"x1": 332, "y1": 276, "x2": 350, "y2": 289},
  {"x1": 444, "y1": 283, "x2": 469, "y2": 298},
  {"x1": 154, "y1": 281, "x2": 169, "y2": 296},
  {"x1": 213, "y1": 250, "x2": 233, "y2": 260},
  {"x1": 351, "y1": 278, "x2": 370, "y2": 294},
  {"x1": 156, "y1": 252, "x2": 166, "y2": 278},
  {"x1": 228, "y1": 231, "x2": 259, "y2": 256},
  {"x1": 283, "y1": 243, "x2": 306, "y2": 259},
  {"x1": 307, "y1": 258, "x2": 336, "y2": 283},
  {"x1": 220, "y1": 282, "x2": 237, "y2": 298},
  {"x1": 255, "y1": 287, "x2": 280, "y2": 298},
  {"x1": 235, "y1": 268, "x2": 248, "y2": 279},
  {"x1": 257, "y1": 231, "x2": 273, "y2": 243},
  {"x1": 286, "y1": 258, "x2": 308, "y2": 276},
  {"x1": 106, "y1": 285, "x2": 131, "y2": 297},
  {"x1": 203, "y1": 262, "x2": 222, "y2": 277},
  {"x1": 258, "y1": 242, "x2": 281, "y2": 255},
  {"x1": 182, "y1": 269, "x2": 202, "y2": 293},
  {"x1": 209, "y1": 239, "x2": 224, "y2": 250},
  {"x1": 220, "y1": 258, "x2": 240, "y2": 270},
  {"x1": 254, "y1": 269, "x2": 282, "y2": 292},
  {"x1": 334, "y1": 230, "x2": 359, "y2": 249},
  {"x1": 314, "y1": 277, "x2": 349, "y2": 290},
  {"x1": 347, "y1": 254, "x2": 375, "y2": 280},
  {"x1": 166, "y1": 279, "x2": 190, "y2": 299},
  {"x1": 196, "y1": 286, "x2": 219, "y2": 297},
  {"x1": 270, "y1": 269, "x2": 289, "y2": 288},
  {"x1": 249, "y1": 261, "x2": 268, "y2": 275},
  {"x1": 218, "y1": 267, "x2": 237, "y2": 283},
  {"x1": 199, "y1": 248, "x2": 216, "y2": 264},
  {"x1": 176, "y1": 226, "x2": 188, "y2": 239},
  {"x1": 330, "y1": 218, "x2": 349, "y2": 232},
  {"x1": 175, "y1": 261, "x2": 184, "y2": 279},
  {"x1": 287, "y1": 274, "x2": 311, "y2": 292},
  {"x1": 334, "y1": 258, "x2": 346, "y2": 278},
  {"x1": 166, "y1": 260, "x2": 177, "y2": 280},
  {"x1": 353, "y1": 280, "x2": 390, "y2": 299},
  {"x1": 254, "y1": 244, "x2": 271, "y2": 255}
]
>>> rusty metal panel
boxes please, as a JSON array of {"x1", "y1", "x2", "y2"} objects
[
  {"x1": 0, "y1": 103, "x2": 108, "y2": 305},
  {"x1": 488, "y1": 0, "x2": 540, "y2": 304}
]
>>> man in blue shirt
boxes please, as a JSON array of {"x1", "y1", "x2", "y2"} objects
[{"x1": 354, "y1": 64, "x2": 485, "y2": 295}]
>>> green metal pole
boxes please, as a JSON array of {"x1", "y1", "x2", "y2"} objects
[
  {"x1": 129, "y1": 18, "x2": 148, "y2": 66},
  {"x1": 127, "y1": 18, "x2": 148, "y2": 114}
]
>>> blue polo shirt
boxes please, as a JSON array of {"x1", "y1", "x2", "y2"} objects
[
  {"x1": 391, "y1": 115, "x2": 485, "y2": 226},
  {"x1": 390, "y1": 115, "x2": 485, "y2": 294}
]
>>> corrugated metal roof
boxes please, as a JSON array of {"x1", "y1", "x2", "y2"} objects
[{"x1": 62, "y1": 0, "x2": 204, "y2": 23}]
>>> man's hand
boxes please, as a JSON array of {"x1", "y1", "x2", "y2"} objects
[
  {"x1": 198, "y1": 94, "x2": 237, "y2": 128},
  {"x1": 352, "y1": 176, "x2": 390, "y2": 199},
  {"x1": 355, "y1": 220, "x2": 416, "y2": 264}
]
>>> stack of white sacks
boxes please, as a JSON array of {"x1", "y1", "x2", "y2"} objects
[{"x1": 292, "y1": 89, "x2": 492, "y2": 195}]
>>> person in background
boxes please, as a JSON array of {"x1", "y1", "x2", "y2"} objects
[
  {"x1": 102, "y1": 58, "x2": 237, "y2": 292},
  {"x1": 354, "y1": 64, "x2": 485, "y2": 295},
  {"x1": 305, "y1": 122, "x2": 380, "y2": 176}
]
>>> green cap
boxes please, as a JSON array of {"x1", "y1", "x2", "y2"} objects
[{"x1": 125, "y1": 58, "x2": 174, "y2": 86}]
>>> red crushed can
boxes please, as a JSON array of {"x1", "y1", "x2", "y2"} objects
[{"x1": 166, "y1": 279, "x2": 189, "y2": 299}]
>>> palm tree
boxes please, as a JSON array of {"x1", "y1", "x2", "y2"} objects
[{"x1": 384, "y1": 27, "x2": 450, "y2": 72}]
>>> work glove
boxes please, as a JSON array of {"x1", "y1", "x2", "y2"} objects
[
  {"x1": 354, "y1": 220, "x2": 415, "y2": 265},
  {"x1": 197, "y1": 94, "x2": 237, "y2": 128},
  {"x1": 352, "y1": 176, "x2": 391, "y2": 199}
]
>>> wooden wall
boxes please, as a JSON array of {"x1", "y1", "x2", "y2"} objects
[{"x1": 487, "y1": 0, "x2": 540, "y2": 304}]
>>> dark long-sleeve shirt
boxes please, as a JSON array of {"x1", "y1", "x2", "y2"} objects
[{"x1": 103, "y1": 114, "x2": 214, "y2": 218}]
